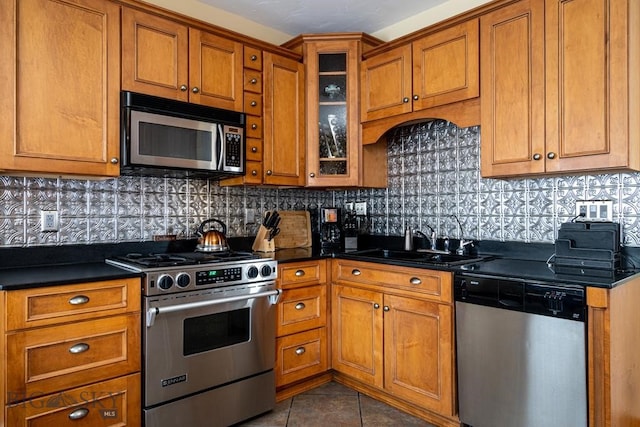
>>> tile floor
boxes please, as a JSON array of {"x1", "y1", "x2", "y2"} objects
[{"x1": 237, "y1": 382, "x2": 437, "y2": 427}]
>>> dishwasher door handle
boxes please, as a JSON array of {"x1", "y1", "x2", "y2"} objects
[{"x1": 498, "y1": 299, "x2": 522, "y2": 308}]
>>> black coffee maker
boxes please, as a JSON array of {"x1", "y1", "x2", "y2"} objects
[{"x1": 320, "y1": 207, "x2": 342, "y2": 251}]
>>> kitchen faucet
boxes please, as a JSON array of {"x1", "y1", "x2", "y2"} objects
[
  {"x1": 421, "y1": 224, "x2": 438, "y2": 251},
  {"x1": 452, "y1": 215, "x2": 473, "y2": 255}
]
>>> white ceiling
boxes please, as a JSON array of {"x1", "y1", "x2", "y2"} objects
[{"x1": 198, "y1": 0, "x2": 448, "y2": 34}]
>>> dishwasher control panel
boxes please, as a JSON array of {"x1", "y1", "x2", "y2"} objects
[{"x1": 454, "y1": 274, "x2": 585, "y2": 321}]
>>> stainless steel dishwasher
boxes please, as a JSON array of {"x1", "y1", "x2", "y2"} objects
[{"x1": 454, "y1": 273, "x2": 587, "y2": 427}]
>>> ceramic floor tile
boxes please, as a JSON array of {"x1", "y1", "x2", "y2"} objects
[
  {"x1": 235, "y1": 398, "x2": 291, "y2": 426},
  {"x1": 359, "y1": 394, "x2": 436, "y2": 426},
  {"x1": 287, "y1": 394, "x2": 361, "y2": 427}
]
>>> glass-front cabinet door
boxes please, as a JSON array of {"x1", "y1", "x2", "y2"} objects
[{"x1": 304, "y1": 38, "x2": 361, "y2": 187}]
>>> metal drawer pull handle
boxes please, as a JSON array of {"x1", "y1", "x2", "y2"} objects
[
  {"x1": 250, "y1": 78, "x2": 258, "y2": 84},
  {"x1": 69, "y1": 295, "x2": 90, "y2": 305},
  {"x1": 373, "y1": 303, "x2": 380, "y2": 309},
  {"x1": 295, "y1": 302, "x2": 306, "y2": 310},
  {"x1": 69, "y1": 343, "x2": 90, "y2": 354},
  {"x1": 410, "y1": 277, "x2": 422, "y2": 285},
  {"x1": 295, "y1": 347, "x2": 306, "y2": 355},
  {"x1": 68, "y1": 408, "x2": 89, "y2": 420},
  {"x1": 351, "y1": 269, "x2": 361, "y2": 276},
  {"x1": 295, "y1": 270, "x2": 305, "y2": 277}
]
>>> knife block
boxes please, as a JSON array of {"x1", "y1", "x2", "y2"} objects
[{"x1": 252, "y1": 225, "x2": 275, "y2": 252}]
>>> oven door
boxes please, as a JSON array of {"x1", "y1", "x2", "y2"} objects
[{"x1": 143, "y1": 283, "x2": 278, "y2": 407}]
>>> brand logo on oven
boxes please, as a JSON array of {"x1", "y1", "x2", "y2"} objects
[{"x1": 161, "y1": 374, "x2": 187, "y2": 387}]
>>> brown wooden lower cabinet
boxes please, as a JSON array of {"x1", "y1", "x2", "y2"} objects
[{"x1": 331, "y1": 260, "x2": 458, "y2": 427}]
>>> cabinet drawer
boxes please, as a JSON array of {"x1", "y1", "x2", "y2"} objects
[
  {"x1": 5, "y1": 278, "x2": 141, "y2": 331},
  {"x1": 276, "y1": 328, "x2": 328, "y2": 387},
  {"x1": 244, "y1": 46, "x2": 262, "y2": 71},
  {"x1": 244, "y1": 69, "x2": 262, "y2": 93},
  {"x1": 244, "y1": 91, "x2": 262, "y2": 116},
  {"x1": 6, "y1": 313, "x2": 141, "y2": 402},
  {"x1": 246, "y1": 137, "x2": 263, "y2": 161},
  {"x1": 277, "y1": 285, "x2": 326, "y2": 336},
  {"x1": 279, "y1": 260, "x2": 327, "y2": 288},
  {"x1": 6, "y1": 373, "x2": 141, "y2": 426},
  {"x1": 246, "y1": 115, "x2": 262, "y2": 138},
  {"x1": 332, "y1": 259, "x2": 452, "y2": 303}
]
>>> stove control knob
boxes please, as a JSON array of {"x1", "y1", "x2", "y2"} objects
[
  {"x1": 157, "y1": 274, "x2": 174, "y2": 290},
  {"x1": 247, "y1": 266, "x2": 259, "y2": 279},
  {"x1": 260, "y1": 264, "x2": 273, "y2": 277},
  {"x1": 175, "y1": 273, "x2": 190, "y2": 288}
]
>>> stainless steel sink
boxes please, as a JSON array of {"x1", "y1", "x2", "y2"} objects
[{"x1": 346, "y1": 248, "x2": 487, "y2": 266}]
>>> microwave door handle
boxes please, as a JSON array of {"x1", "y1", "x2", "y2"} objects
[
  {"x1": 217, "y1": 124, "x2": 224, "y2": 170},
  {"x1": 145, "y1": 289, "x2": 281, "y2": 327}
]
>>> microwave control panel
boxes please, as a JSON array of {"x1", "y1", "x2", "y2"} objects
[{"x1": 224, "y1": 126, "x2": 243, "y2": 169}]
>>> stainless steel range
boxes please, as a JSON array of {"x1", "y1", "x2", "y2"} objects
[{"x1": 107, "y1": 251, "x2": 278, "y2": 427}]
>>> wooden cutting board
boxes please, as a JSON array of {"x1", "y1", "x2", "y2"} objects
[{"x1": 273, "y1": 210, "x2": 312, "y2": 248}]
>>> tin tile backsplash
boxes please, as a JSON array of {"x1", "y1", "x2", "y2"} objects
[{"x1": 1, "y1": 120, "x2": 640, "y2": 248}]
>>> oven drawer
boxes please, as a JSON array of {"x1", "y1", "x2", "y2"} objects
[
  {"x1": 332, "y1": 259, "x2": 452, "y2": 303},
  {"x1": 276, "y1": 327, "x2": 328, "y2": 387},
  {"x1": 6, "y1": 313, "x2": 141, "y2": 402},
  {"x1": 279, "y1": 260, "x2": 327, "y2": 288},
  {"x1": 5, "y1": 278, "x2": 141, "y2": 331},
  {"x1": 7, "y1": 373, "x2": 141, "y2": 426},
  {"x1": 277, "y1": 284, "x2": 327, "y2": 336}
]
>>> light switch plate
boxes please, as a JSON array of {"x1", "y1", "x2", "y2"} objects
[{"x1": 575, "y1": 200, "x2": 613, "y2": 222}]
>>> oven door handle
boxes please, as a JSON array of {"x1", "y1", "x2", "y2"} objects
[{"x1": 146, "y1": 289, "x2": 280, "y2": 327}]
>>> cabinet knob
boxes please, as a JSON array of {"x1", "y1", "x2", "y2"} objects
[
  {"x1": 309, "y1": 172, "x2": 315, "y2": 178},
  {"x1": 266, "y1": 170, "x2": 272, "y2": 176},
  {"x1": 402, "y1": 97, "x2": 410, "y2": 103},
  {"x1": 351, "y1": 269, "x2": 361, "y2": 276},
  {"x1": 547, "y1": 152, "x2": 556, "y2": 159},
  {"x1": 180, "y1": 85, "x2": 188, "y2": 91},
  {"x1": 295, "y1": 347, "x2": 306, "y2": 355},
  {"x1": 413, "y1": 94, "x2": 419, "y2": 101},
  {"x1": 251, "y1": 54, "x2": 258, "y2": 61},
  {"x1": 250, "y1": 78, "x2": 258, "y2": 85},
  {"x1": 110, "y1": 157, "x2": 119, "y2": 164},
  {"x1": 373, "y1": 303, "x2": 380, "y2": 309},
  {"x1": 295, "y1": 269, "x2": 305, "y2": 277},
  {"x1": 68, "y1": 408, "x2": 90, "y2": 420},
  {"x1": 251, "y1": 170, "x2": 258, "y2": 176},
  {"x1": 251, "y1": 146, "x2": 258, "y2": 153},
  {"x1": 69, "y1": 343, "x2": 90, "y2": 354},
  {"x1": 192, "y1": 86, "x2": 200, "y2": 94},
  {"x1": 251, "y1": 124, "x2": 258, "y2": 130},
  {"x1": 410, "y1": 277, "x2": 422, "y2": 285},
  {"x1": 295, "y1": 302, "x2": 306, "y2": 310},
  {"x1": 250, "y1": 100, "x2": 257, "y2": 107},
  {"x1": 533, "y1": 153, "x2": 542, "y2": 161},
  {"x1": 383, "y1": 305, "x2": 390, "y2": 312},
  {"x1": 69, "y1": 295, "x2": 90, "y2": 305}
]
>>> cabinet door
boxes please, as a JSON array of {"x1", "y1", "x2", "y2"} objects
[
  {"x1": 480, "y1": 0, "x2": 545, "y2": 177},
  {"x1": 189, "y1": 28, "x2": 243, "y2": 111},
  {"x1": 361, "y1": 44, "x2": 413, "y2": 122},
  {"x1": 384, "y1": 294, "x2": 455, "y2": 416},
  {"x1": 545, "y1": 0, "x2": 634, "y2": 172},
  {"x1": 412, "y1": 19, "x2": 479, "y2": 110},
  {"x1": 263, "y1": 52, "x2": 305, "y2": 186},
  {"x1": 0, "y1": 0, "x2": 120, "y2": 177},
  {"x1": 331, "y1": 284, "x2": 383, "y2": 388},
  {"x1": 122, "y1": 7, "x2": 189, "y2": 101}
]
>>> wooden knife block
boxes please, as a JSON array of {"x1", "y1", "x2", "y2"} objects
[{"x1": 252, "y1": 225, "x2": 275, "y2": 252}]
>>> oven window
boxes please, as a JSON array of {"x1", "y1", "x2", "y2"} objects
[{"x1": 183, "y1": 307, "x2": 250, "y2": 356}]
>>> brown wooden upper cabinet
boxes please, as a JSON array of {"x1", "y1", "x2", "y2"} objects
[
  {"x1": 361, "y1": 19, "x2": 479, "y2": 123},
  {"x1": 0, "y1": 0, "x2": 121, "y2": 177},
  {"x1": 481, "y1": 0, "x2": 640, "y2": 178},
  {"x1": 122, "y1": 7, "x2": 244, "y2": 112}
]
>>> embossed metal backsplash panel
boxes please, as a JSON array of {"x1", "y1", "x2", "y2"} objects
[{"x1": 1, "y1": 120, "x2": 639, "y2": 247}]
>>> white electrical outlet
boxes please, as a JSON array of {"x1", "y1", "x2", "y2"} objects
[
  {"x1": 354, "y1": 201, "x2": 367, "y2": 216},
  {"x1": 575, "y1": 200, "x2": 613, "y2": 222},
  {"x1": 41, "y1": 210, "x2": 59, "y2": 232}
]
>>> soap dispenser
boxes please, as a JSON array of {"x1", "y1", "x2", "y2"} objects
[{"x1": 404, "y1": 227, "x2": 414, "y2": 251}]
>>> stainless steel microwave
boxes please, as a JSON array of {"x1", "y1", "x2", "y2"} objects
[{"x1": 120, "y1": 91, "x2": 245, "y2": 178}]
